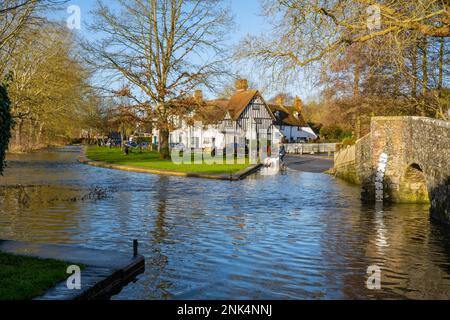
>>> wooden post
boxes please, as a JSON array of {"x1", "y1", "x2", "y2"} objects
[{"x1": 133, "y1": 239, "x2": 138, "y2": 256}]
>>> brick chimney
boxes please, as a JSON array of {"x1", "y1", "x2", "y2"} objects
[
  {"x1": 193, "y1": 90, "x2": 203, "y2": 102},
  {"x1": 235, "y1": 79, "x2": 248, "y2": 91},
  {"x1": 294, "y1": 96, "x2": 302, "y2": 112},
  {"x1": 275, "y1": 95, "x2": 285, "y2": 107}
]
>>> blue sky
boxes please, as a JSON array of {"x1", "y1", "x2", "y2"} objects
[
  {"x1": 58, "y1": 0, "x2": 268, "y2": 43},
  {"x1": 49, "y1": 0, "x2": 314, "y2": 101}
]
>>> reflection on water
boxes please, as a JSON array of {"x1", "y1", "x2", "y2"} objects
[{"x1": 1, "y1": 146, "x2": 450, "y2": 299}]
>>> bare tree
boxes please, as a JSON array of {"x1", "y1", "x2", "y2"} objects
[
  {"x1": 237, "y1": 1, "x2": 449, "y2": 76},
  {"x1": 7, "y1": 22, "x2": 90, "y2": 151},
  {"x1": 85, "y1": 0, "x2": 232, "y2": 158},
  {"x1": 235, "y1": 0, "x2": 449, "y2": 137},
  {"x1": 0, "y1": 0, "x2": 67, "y2": 75},
  {"x1": 0, "y1": 1, "x2": 35, "y2": 46}
]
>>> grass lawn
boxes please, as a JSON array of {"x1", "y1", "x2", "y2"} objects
[
  {"x1": 86, "y1": 146, "x2": 251, "y2": 175},
  {"x1": 0, "y1": 252, "x2": 84, "y2": 300}
]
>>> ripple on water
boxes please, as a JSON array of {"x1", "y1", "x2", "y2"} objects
[{"x1": 1, "y1": 146, "x2": 450, "y2": 299}]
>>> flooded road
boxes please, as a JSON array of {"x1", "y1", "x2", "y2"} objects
[
  {"x1": 284, "y1": 154, "x2": 333, "y2": 173},
  {"x1": 1, "y1": 146, "x2": 450, "y2": 299}
]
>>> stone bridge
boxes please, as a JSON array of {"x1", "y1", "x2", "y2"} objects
[{"x1": 333, "y1": 117, "x2": 450, "y2": 223}]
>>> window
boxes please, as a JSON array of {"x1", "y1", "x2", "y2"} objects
[
  {"x1": 280, "y1": 125, "x2": 284, "y2": 130},
  {"x1": 255, "y1": 119, "x2": 262, "y2": 125},
  {"x1": 253, "y1": 104, "x2": 260, "y2": 111}
]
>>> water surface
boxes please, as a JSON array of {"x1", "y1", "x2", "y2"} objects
[{"x1": 1, "y1": 146, "x2": 450, "y2": 299}]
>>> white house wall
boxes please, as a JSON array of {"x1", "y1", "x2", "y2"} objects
[
  {"x1": 170, "y1": 126, "x2": 226, "y2": 150},
  {"x1": 278, "y1": 126, "x2": 317, "y2": 142}
]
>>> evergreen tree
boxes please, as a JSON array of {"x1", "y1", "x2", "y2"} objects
[{"x1": 0, "y1": 84, "x2": 13, "y2": 174}]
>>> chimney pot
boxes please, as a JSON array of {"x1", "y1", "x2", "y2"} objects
[
  {"x1": 193, "y1": 90, "x2": 203, "y2": 102},
  {"x1": 294, "y1": 96, "x2": 302, "y2": 112},
  {"x1": 235, "y1": 79, "x2": 248, "y2": 91},
  {"x1": 276, "y1": 95, "x2": 285, "y2": 107}
]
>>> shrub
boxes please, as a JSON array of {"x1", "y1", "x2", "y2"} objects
[
  {"x1": 135, "y1": 137, "x2": 152, "y2": 144},
  {"x1": 320, "y1": 125, "x2": 352, "y2": 141},
  {"x1": 338, "y1": 130, "x2": 353, "y2": 141}
]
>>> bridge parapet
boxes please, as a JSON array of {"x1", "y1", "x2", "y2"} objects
[{"x1": 333, "y1": 116, "x2": 450, "y2": 223}]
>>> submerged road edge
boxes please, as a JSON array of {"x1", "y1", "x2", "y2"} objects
[{"x1": 0, "y1": 239, "x2": 145, "y2": 300}]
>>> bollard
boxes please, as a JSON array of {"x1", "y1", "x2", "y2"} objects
[{"x1": 133, "y1": 239, "x2": 138, "y2": 256}]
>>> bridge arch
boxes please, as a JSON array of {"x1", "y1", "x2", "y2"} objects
[
  {"x1": 397, "y1": 163, "x2": 430, "y2": 204},
  {"x1": 334, "y1": 117, "x2": 449, "y2": 222}
]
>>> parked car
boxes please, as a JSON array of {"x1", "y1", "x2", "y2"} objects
[
  {"x1": 125, "y1": 141, "x2": 138, "y2": 148},
  {"x1": 170, "y1": 143, "x2": 186, "y2": 152}
]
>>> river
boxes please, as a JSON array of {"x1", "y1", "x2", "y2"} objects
[{"x1": 1, "y1": 146, "x2": 450, "y2": 299}]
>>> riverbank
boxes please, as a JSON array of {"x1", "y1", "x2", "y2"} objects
[
  {"x1": 0, "y1": 251, "x2": 83, "y2": 300},
  {"x1": 0, "y1": 240, "x2": 145, "y2": 300},
  {"x1": 81, "y1": 146, "x2": 261, "y2": 181},
  {"x1": 7, "y1": 142, "x2": 68, "y2": 154}
]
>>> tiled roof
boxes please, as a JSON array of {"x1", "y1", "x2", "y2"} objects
[
  {"x1": 191, "y1": 101, "x2": 228, "y2": 125},
  {"x1": 190, "y1": 90, "x2": 260, "y2": 124},
  {"x1": 173, "y1": 89, "x2": 309, "y2": 128},
  {"x1": 226, "y1": 90, "x2": 259, "y2": 120},
  {"x1": 268, "y1": 104, "x2": 308, "y2": 127}
]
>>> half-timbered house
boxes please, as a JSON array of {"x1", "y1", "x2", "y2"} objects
[
  {"x1": 268, "y1": 96, "x2": 317, "y2": 143},
  {"x1": 168, "y1": 79, "x2": 283, "y2": 156}
]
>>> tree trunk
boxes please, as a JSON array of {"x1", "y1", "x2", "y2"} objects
[
  {"x1": 159, "y1": 128, "x2": 170, "y2": 159},
  {"x1": 411, "y1": 44, "x2": 417, "y2": 98},
  {"x1": 16, "y1": 118, "x2": 23, "y2": 150},
  {"x1": 353, "y1": 63, "x2": 361, "y2": 139},
  {"x1": 356, "y1": 115, "x2": 361, "y2": 140},
  {"x1": 120, "y1": 124, "x2": 125, "y2": 150},
  {"x1": 28, "y1": 121, "x2": 34, "y2": 150},
  {"x1": 421, "y1": 37, "x2": 428, "y2": 96},
  {"x1": 353, "y1": 63, "x2": 360, "y2": 98},
  {"x1": 37, "y1": 123, "x2": 44, "y2": 146},
  {"x1": 438, "y1": 37, "x2": 444, "y2": 90}
]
